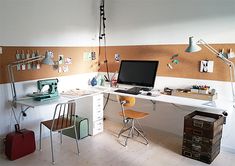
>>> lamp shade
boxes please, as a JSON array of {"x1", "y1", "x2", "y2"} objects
[
  {"x1": 42, "y1": 51, "x2": 54, "y2": 65},
  {"x1": 185, "y1": 36, "x2": 202, "y2": 53}
]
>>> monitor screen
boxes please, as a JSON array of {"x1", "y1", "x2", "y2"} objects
[{"x1": 117, "y1": 60, "x2": 159, "y2": 88}]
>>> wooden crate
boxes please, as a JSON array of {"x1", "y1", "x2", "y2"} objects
[
  {"x1": 183, "y1": 131, "x2": 222, "y2": 145},
  {"x1": 182, "y1": 139, "x2": 221, "y2": 153},
  {"x1": 182, "y1": 111, "x2": 224, "y2": 164},
  {"x1": 182, "y1": 146, "x2": 220, "y2": 164},
  {"x1": 171, "y1": 90, "x2": 217, "y2": 101},
  {"x1": 184, "y1": 111, "x2": 224, "y2": 139}
]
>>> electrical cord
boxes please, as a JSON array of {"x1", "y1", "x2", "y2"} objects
[
  {"x1": 99, "y1": 0, "x2": 110, "y2": 81},
  {"x1": 99, "y1": 0, "x2": 111, "y2": 111},
  {"x1": 104, "y1": 94, "x2": 118, "y2": 102},
  {"x1": 11, "y1": 107, "x2": 19, "y2": 124}
]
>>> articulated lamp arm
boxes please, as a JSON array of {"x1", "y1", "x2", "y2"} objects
[
  {"x1": 197, "y1": 39, "x2": 235, "y2": 102},
  {"x1": 7, "y1": 56, "x2": 44, "y2": 107}
]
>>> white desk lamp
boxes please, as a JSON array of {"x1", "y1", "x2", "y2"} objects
[
  {"x1": 185, "y1": 36, "x2": 235, "y2": 102},
  {"x1": 8, "y1": 52, "x2": 54, "y2": 107}
]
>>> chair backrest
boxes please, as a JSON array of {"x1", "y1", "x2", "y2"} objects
[
  {"x1": 117, "y1": 96, "x2": 135, "y2": 121},
  {"x1": 118, "y1": 96, "x2": 135, "y2": 107},
  {"x1": 51, "y1": 100, "x2": 76, "y2": 131}
]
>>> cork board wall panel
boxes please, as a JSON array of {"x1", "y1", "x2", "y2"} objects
[
  {"x1": 0, "y1": 46, "x2": 99, "y2": 84},
  {"x1": 98, "y1": 44, "x2": 235, "y2": 82}
]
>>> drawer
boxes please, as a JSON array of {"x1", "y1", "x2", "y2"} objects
[
  {"x1": 93, "y1": 94, "x2": 103, "y2": 102},
  {"x1": 93, "y1": 106, "x2": 103, "y2": 114},
  {"x1": 93, "y1": 120, "x2": 103, "y2": 135},
  {"x1": 93, "y1": 102, "x2": 103, "y2": 109},
  {"x1": 93, "y1": 109, "x2": 103, "y2": 121},
  {"x1": 93, "y1": 95, "x2": 103, "y2": 107}
]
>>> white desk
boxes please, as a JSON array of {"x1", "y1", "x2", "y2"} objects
[
  {"x1": 14, "y1": 89, "x2": 104, "y2": 136},
  {"x1": 15, "y1": 96, "x2": 70, "y2": 108},
  {"x1": 88, "y1": 86, "x2": 233, "y2": 113},
  {"x1": 14, "y1": 86, "x2": 232, "y2": 137},
  {"x1": 15, "y1": 89, "x2": 103, "y2": 108}
]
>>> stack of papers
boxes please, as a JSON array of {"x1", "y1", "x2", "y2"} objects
[{"x1": 61, "y1": 89, "x2": 95, "y2": 98}]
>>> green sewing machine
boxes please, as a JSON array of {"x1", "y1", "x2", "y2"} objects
[{"x1": 33, "y1": 79, "x2": 59, "y2": 101}]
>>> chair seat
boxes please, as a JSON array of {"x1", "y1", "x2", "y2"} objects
[
  {"x1": 41, "y1": 118, "x2": 74, "y2": 131},
  {"x1": 119, "y1": 109, "x2": 149, "y2": 119}
]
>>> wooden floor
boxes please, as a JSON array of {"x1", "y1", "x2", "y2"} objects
[{"x1": 0, "y1": 120, "x2": 235, "y2": 166}]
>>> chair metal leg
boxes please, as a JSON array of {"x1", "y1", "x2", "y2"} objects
[
  {"x1": 131, "y1": 120, "x2": 135, "y2": 138},
  {"x1": 60, "y1": 130, "x2": 62, "y2": 144},
  {"x1": 124, "y1": 119, "x2": 135, "y2": 147},
  {"x1": 118, "y1": 125, "x2": 126, "y2": 138},
  {"x1": 136, "y1": 119, "x2": 145, "y2": 135},
  {"x1": 118, "y1": 126, "x2": 132, "y2": 138},
  {"x1": 74, "y1": 126, "x2": 80, "y2": 155},
  {"x1": 118, "y1": 119, "x2": 131, "y2": 138},
  {"x1": 50, "y1": 131, "x2": 55, "y2": 164},
  {"x1": 134, "y1": 126, "x2": 149, "y2": 145},
  {"x1": 124, "y1": 126, "x2": 133, "y2": 147},
  {"x1": 39, "y1": 123, "x2": 42, "y2": 151}
]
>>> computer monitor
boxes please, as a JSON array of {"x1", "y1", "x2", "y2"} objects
[{"x1": 117, "y1": 60, "x2": 159, "y2": 89}]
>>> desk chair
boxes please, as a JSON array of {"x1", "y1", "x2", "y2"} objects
[
  {"x1": 117, "y1": 96, "x2": 149, "y2": 147},
  {"x1": 39, "y1": 101, "x2": 79, "y2": 164}
]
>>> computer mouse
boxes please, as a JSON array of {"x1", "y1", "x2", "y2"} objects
[{"x1": 147, "y1": 92, "x2": 152, "y2": 96}]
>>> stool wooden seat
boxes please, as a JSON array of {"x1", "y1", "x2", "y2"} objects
[{"x1": 119, "y1": 109, "x2": 149, "y2": 119}]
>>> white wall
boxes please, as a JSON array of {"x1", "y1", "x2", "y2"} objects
[
  {"x1": 0, "y1": 0, "x2": 100, "y2": 46},
  {"x1": 105, "y1": 0, "x2": 235, "y2": 45}
]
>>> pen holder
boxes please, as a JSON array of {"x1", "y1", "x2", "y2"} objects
[{"x1": 111, "y1": 79, "x2": 117, "y2": 87}]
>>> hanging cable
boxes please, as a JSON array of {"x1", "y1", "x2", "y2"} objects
[
  {"x1": 99, "y1": 0, "x2": 111, "y2": 111},
  {"x1": 99, "y1": 0, "x2": 110, "y2": 81}
]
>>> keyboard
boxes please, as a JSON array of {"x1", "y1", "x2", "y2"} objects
[{"x1": 114, "y1": 89, "x2": 140, "y2": 95}]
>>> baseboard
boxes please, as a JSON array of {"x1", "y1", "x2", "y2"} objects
[
  {"x1": 0, "y1": 136, "x2": 5, "y2": 154},
  {"x1": 221, "y1": 146, "x2": 235, "y2": 154}
]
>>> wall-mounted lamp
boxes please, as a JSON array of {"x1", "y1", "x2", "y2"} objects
[
  {"x1": 8, "y1": 53, "x2": 54, "y2": 107},
  {"x1": 185, "y1": 36, "x2": 235, "y2": 102}
]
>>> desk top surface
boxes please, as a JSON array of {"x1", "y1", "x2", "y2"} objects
[
  {"x1": 15, "y1": 89, "x2": 103, "y2": 108},
  {"x1": 15, "y1": 86, "x2": 234, "y2": 112},
  {"x1": 88, "y1": 86, "x2": 234, "y2": 112}
]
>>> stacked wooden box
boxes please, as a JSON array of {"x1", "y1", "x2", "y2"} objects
[{"x1": 182, "y1": 111, "x2": 224, "y2": 164}]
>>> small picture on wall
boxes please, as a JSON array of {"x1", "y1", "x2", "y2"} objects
[
  {"x1": 58, "y1": 66, "x2": 62, "y2": 73},
  {"x1": 58, "y1": 55, "x2": 64, "y2": 65},
  {"x1": 115, "y1": 53, "x2": 121, "y2": 62},
  {"x1": 200, "y1": 60, "x2": 214, "y2": 73},
  {"x1": 91, "y1": 52, "x2": 96, "y2": 60},
  {"x1": 64, "y1": 57, "x2": 72, "y2": 64},
  {"x1": 63, "y1": 65, "x2": 69, "y2": 72}
]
